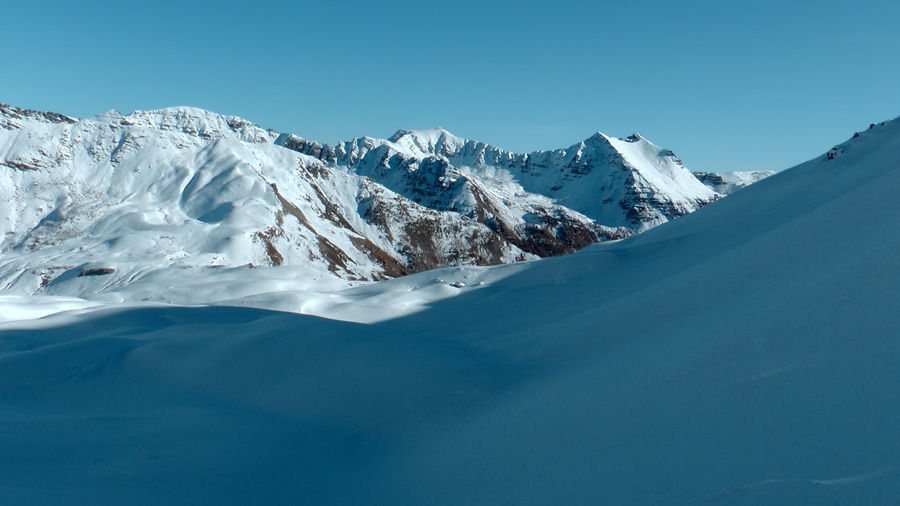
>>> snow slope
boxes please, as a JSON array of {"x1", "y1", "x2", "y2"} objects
[{"x1": 1, "y1": 118, "x2": 898, "y2": 505}]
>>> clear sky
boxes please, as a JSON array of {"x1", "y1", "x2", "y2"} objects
[{"x1": 3, "y1": 0, "x2": 898, "y2": 173}]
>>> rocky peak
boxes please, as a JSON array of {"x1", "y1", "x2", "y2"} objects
[
  {"x1": 388, "y1": 128, "x2": 468, "y2": 159},
  {"x1": 118, "y1": 107, "x2": 278, "y2": 144}
]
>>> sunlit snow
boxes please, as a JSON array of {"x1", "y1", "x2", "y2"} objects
[{"x1": 1, "y1": 112, "x2": 898, "y2": 504}]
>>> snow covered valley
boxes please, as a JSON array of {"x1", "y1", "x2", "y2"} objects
[{"x1": 2, "y1": 107, "x2": 898, "y2": 504}]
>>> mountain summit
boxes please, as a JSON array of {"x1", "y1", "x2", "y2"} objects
[{"x1": 375, "y1": 127, "x2": 718, "y2": 229}]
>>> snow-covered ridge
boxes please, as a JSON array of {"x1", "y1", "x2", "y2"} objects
[
  {"x1": 90, "y1": 106, "x2": 280, "y2": 144},
  {"x1": 278, "y1": 126, "x2": 719, "y2": 233}
]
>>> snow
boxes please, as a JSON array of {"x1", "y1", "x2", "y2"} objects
[
  {"x1": 0, "y1": 295, "x2": 101, "y2": 322},
  {"x1": 1, "y1": 117, "x2": 899, "y2": 504},
  {"x1": 694, "y1": 169, "x2": 776, "y2": 194},
  {"x1": 388, "y1": 127, "x2": 468, "y2": 158},
  {"x1": 716, "y1": 169, "x2": 775, "y2": 185},
  {"x1": 3, "y1": 100, "x2": 895, "y2": 503}
]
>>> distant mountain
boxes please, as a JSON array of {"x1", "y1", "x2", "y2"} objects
[
  {"x1": 278, "y1": 128, "x2": 719, "y2": 234},
  {"x1": 693, "y1": 170, "x2": 775, "y2": 194},
  {"x1": 0, "y1": 103, "x2": 727, "y2": 301}
]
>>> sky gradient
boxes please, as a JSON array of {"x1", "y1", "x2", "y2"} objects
[{"x1": 3, "y1": 0, "x2": 898, "y2": 173}]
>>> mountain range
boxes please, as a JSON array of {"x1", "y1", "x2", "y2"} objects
[{"x1": 0, "y1": 103, "x2": 767, "y2": 303}]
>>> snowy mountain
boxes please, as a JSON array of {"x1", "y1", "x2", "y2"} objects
[
  {"x1": 1, "y1": 116, "x2": 898, "y2": 505},
  {"x1": 278, "y1": 127, "x2": 719, "y2": 235},
  {"x1": 0, "y1": 104, "x2": 527, "y2": 300},
  {"x1": 694, "y1": 169, "x2": 775, "y2": 194},
  {"x1": 0, "y1": 103, "x2": 722, "y2": 302}
]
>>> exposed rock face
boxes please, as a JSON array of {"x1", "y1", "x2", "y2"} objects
[{"x1": 0, "y1": 103, "x2": 735, "y2": 298}]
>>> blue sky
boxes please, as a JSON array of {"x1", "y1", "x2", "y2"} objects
[{"x1": 3, "y1": 0, "x2": 898, "y2": 172}]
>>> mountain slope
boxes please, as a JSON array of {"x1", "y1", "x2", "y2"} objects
[
  {"x1": 0, "y1": 104, "x2": 532, "y2": 300},
  {"x1": 1, "y1": 117, "x2": 898, "y2": 505}
]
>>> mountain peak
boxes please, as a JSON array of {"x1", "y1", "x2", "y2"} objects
[
  {"x1": 389, "y1": 126, "x2": 452, "y2": 139},
  {"x1": 121, "y1": 106, "x2": 229, "y2": 126},
  {"x1": 388, "y1": 127, "x2": 468, "y2": 157},
  {"x1": 389, "y1": 127, "x2": 462, "y2": 144},
  {"x1": 112, "y1": 106, "x2": 276, "y2": 143},
  {"x1": 584, "y1": 131, "x2": 645, "y2": 145}
]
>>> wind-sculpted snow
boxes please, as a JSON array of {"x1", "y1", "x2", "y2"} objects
[{"x1": 1, "y1": 117, "x2": 899, "y2": 504}]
